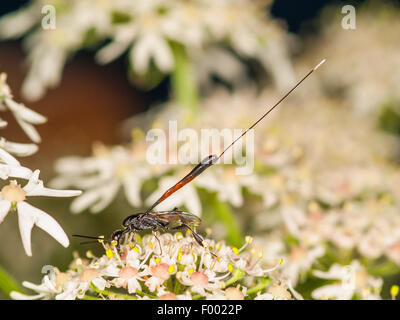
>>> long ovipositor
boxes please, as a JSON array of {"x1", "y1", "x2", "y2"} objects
[
  {"x1": 74, "y1": 59, "x2": 326, "y2": 253},
  {"x1": 145, "y1": 154, "x2": 219, "y2": 213}
]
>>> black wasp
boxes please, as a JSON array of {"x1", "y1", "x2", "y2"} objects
[{"x1": 74, "y1": 60, "x2": 325, "y2": 253}]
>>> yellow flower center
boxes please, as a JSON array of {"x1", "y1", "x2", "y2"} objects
[{"x1": 1, "y1": 181, "x2": 26, "y2": 202}]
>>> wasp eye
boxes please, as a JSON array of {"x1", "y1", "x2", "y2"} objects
[{"x1": 111, "y1": 229, "x2": 124, "y2": 242}]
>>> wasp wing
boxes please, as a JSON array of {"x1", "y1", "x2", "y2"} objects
[{"x1": 150, "y1": 210, "x2": 201, "y2": 229}]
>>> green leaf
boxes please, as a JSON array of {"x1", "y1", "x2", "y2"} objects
[
  {"x1": 378, "y1": 103, "x2": 400, "y2": 135},
  {"x1": 211, "y1": 194, "x2": 243, "y2": 248},
  {"x1": 128, "y1": 61, "x2": 166, "y2": 90},
  {"x1": 170, "y1": 41, "x2": 198, "y2": 118},
  {"x1": 111, "y1": 11, "x2": 132, "y2": 24},
  {"x1": 0, "y1": 266, "x2": 23, "y2": 298}
]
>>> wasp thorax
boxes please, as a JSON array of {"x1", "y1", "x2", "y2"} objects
[{"x1": 122, "y1": 213, "x2": 141, "y2": 227}]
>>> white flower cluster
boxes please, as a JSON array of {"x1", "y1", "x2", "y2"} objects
[
  {"x1": 50, "y1": 141, "x2": 172, "y2": 214},
  {"x1": 10, "y1": 232, "x2": 293, "y2": 300},
  {"x1": 300, "y1": 1, "x2": 400, "y2": 115},
  {"x1": 0, "y1": 0, "x2": 294, "y2": 101},
  {"x1": 50, "y1": 84, "x2": 400, "y2": 299},
  {"x1": 0, "y1": 73, "x2": 81, "y2": 256}
]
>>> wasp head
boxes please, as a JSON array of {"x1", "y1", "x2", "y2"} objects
[{"x1": 111, "y1": 229, "x2": 125, "y2": 246}]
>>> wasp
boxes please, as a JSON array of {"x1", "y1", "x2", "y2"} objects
[{"x1": 74, "y1": 59, "x2": 325, "y2": 253}]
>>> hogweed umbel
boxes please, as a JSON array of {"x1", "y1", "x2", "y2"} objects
[{"x1": 11, "y1": 232, "x2": 288, "y2": 300}]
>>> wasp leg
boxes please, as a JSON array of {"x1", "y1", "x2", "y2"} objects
[
  {"x1": 180, "y1": 224, "x2": 204, "y2": 247},
  {"x1": 171, "y1": 224, "x2": 218, "y2": 258},
  {"x1": 115, "y1": 228, "x2": 131, "y2": 255},
  {"x1": 184, "y1": 225, "x2": 220, "y2": 258},
  {"x1": 152, "y1": 229, "x2": 163, "y2": 255},
  {"x1": 125, "y1": 231, "x2": 137, "y2": 248}
]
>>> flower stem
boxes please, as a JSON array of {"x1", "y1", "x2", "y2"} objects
[
  {"x1": 80, "y1": 295, "x2": 104, "y2": 300},
  {"x1": 225, "y1": 268, "x2": 245, "y2": 287},
  {"x1": 173, "y1": 278, "x2": 182, "y2": 294},
  {"x1": 0, "y1": 265, "x2": 23, "y2": 298},
  {"x1": 170, "y1": 41, "x2": 198, "y2": 120},
  {"x1": 212, "y1": 195, "x2": 244, "y2": 248},
  {"x1": 246, "y1": 278, "x2": 271, "y2": 296},
  {"x1": 136, "y1": 288, "x2": 157, "y2": 299},
  {"x1": 90, "y1": 283, "x2": 138, "y2": 300}
]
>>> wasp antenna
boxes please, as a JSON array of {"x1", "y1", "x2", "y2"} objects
[
  {"x1": 218, "y1": 59, "x2": 325, "y2": 159},
  {"x1": 72, "y1": 234, "x2": 107, "y2": 241},
  {"x1": 314, "y1": 59, "x2": 326, "y2": 71}
]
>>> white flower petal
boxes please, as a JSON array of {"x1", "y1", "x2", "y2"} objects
[
  {"x1": 10, "y1": 291, "x2": 45, "y2": 300},
  {"x1": 131, "y1": 38, "x2": 151, "y2": 74},
  {"x1": 21, "y1": 280, "x2": 50, "y2": 293},
  {"x1": 33, "y1": 187, "x2": 82, "y2": 198},
  {"x1": 22, "y1": 169, "x2": 41, "y2": 193},
  {"x1": 54, "y1": 156, "x2": 97, "y2": 174},
  {"x1": 90, "y1": 181, "x2": 120, "y2": 213},
  {"x1": 312, "y1": 264, "x2": 348, "y2": 280},
  {"x1": 17, "y1": 202, "x2": 35, "y2": 256},
  {"x1": 4, "y1": 98, "x2": 47, "y2": 124},
  {"x1": 123, "y1": 175, "x2": 143, "y2": 207},
  {"x1": 0, "y1": 140, "x2": 38, "y2": 157},
  {"x1": 127, "y1": 278, "x2": 141, "y2": 294},
  {"x1": 15, "y1": 117, "x2": 41, "y2": 143},
  {"x1": 91, "y1": 277, "x2": 107, "y2": 291},
  {"x1": 311, "y1": 284, "x2": 353, "y2": 300},
  {"x1": 21, "y1": 74, "x2": 45, "y2": 102},
  {"x1": 55, "y1": 289, "x2": 78, "y2": 300},
  {"x1": 0, "y1": 148, "x2": 20, "y2": 166},
  {"x1": 23, "y1": 169, "x2": 82, "y2": 197},
  {"x1": 70, "y1": 189, "x2": 102, "y2": 214},
  {"x1": 17, "y1": 201, "x2": 69, "y2": 257},
  {"x1": 152, "y1": 36, "x2": 174, "y2": 72},
  {"x1": 0, "y1": 164, "x2": 33, "y2": 180},
  {"x1": 0, "y1": 4, "x2": 38, "y2": 39},
  {"x1": 0, "y1": 200, "x2": 11, "y2": 223},
  {"x1": 47, "y1": 176, "x2": 75, "y2": 189},
  {"x1": 96, "y1": 40, "x2": 131, "y2": 64}
]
